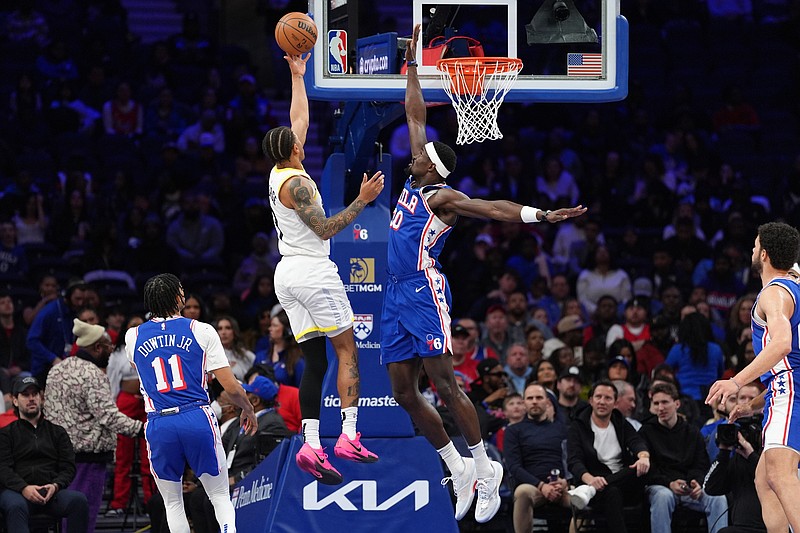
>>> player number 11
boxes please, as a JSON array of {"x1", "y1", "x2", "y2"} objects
[{"x1": 151, "y1": 354, "x2": 187, "y2": 392}]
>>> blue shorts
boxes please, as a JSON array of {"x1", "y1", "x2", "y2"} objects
[
  {"x1": 762, "y1": 370, "x2": 800, "y2": 453},
  {"x1": 380, "y1": 268, "x2": 453, "y2": 364},
  {"x1": 145, "y1": 403, "x2": 225, "y2": 482}
]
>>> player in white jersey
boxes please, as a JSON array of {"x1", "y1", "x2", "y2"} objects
[
  {"x1": 707, "y1": 222, "x2": 800, "y2": 532},
  {"x1": 263, "y1": 53, "x2": 384, "y2": 484}
]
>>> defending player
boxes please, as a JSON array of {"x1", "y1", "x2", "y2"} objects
[
  {"x1": 263, "y1": 53, "x2": 384, "y2": 485},
  {"x1": 382, "y1": 24, "x2": 587, "y2": 524},
  {"x1": 126, "y1": 273, "x2": 257, "y2": 533},
  {"x1": 706, "y1": 222, "x2": 800, "y2": 533}
]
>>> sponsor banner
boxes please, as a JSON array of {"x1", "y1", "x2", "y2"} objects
[
  {"x1": 319, "y1": 153, "x2": 411, "y2": 437},
  {"x1": 235, "y1": 435, "x2": 457, "y2": 533},
  {"x1": 322, "y1": 246, "x2": 412, "y2": 437},
  {"x1": 353, "y1": 313, "x2": 373, "y2": 340},
  {"x1": 356, "y1": 32, "x2": 398, "y2": 74},
  {"x1": 353, "y1": 223, "x2": 369, "y2": 241},
  {"x1": 231, "y1": 438, "x2": 288, "y2": 530}
]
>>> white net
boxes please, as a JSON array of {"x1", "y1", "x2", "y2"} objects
[{"x1": 436, "y1": 57, "x2": 523, "y2": 145}]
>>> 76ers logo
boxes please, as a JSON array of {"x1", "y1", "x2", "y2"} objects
[
  {"x1": 426, "y1": 334, "x2": 443, "y2": 352},
  {"x1": 353, "y1": 224, "x2": 369, "y2": 241}
]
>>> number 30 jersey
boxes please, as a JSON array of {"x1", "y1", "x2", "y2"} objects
[
  {"x1": 387, "y1": 177, "x2": 454, "y2": 276},
  {"x1": 125, "y1": 317, "x2": 229, "y2": 412}
]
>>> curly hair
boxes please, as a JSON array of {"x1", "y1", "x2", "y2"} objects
[
  {"x1": 758, "y1": 222, "x2": 800, "y2": 270},
  {"x1": 143, "y1": 273, "x2": 182, "y2": 318}
]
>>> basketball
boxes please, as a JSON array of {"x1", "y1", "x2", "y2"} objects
[{"x1": 275, "y1": 12, "x2": 318, "y2": 55}]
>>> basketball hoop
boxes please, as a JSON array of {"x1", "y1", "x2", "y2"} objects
[{"x1": 436, "y1": 57, "x2": 523, "y2": 145}]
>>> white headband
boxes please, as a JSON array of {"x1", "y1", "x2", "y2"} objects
[{"x1": 424, "y1": 142, "x2": 451, "y2": 179}]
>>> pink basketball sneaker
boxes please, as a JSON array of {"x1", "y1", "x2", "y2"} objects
[
  {"x1": 295, "y1": 443, "x2": 343, "y2": 485},
  {"x1": 333, "y1": 432, "x2": 379, "y2": 463}
]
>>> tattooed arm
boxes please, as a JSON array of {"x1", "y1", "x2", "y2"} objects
[{"x1": 281, "y1": 171, "x2": 385, "y2": 240}]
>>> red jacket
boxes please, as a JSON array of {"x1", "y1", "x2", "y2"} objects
[{"x1": 276, "y1": 384, "x2": 301, "y2": 433}]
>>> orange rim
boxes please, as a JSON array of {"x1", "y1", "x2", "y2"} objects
[
  {"x1": 436, "y1": 57, "x2": 523, "y2": 75},
  {"x1": 436, "y1": 57, "x2": 522, "y2": 96}
]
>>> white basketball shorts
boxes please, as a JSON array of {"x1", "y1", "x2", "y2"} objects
[{"x1": 274, "y1": 255, "x2": 354, "y2": 342}]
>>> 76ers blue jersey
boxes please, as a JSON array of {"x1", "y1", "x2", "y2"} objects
[
  {"x1": 131, "y1": 318, "x2": 212, "y2": 412},
  {"x1": 388, "y1": 177, "x2": 453, "y2": 275},
  {"x1": 752, "y1": 276, "x2": 800, "y2": 386}
]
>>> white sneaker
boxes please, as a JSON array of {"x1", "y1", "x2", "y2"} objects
[
  {"x1": 441, "y1": 457, "x2": 477, "y2": 521},
  {"x1": 568, "y1": 484, "x2": 597, "y2": 510},
  {"x1": 474, "y1": 460, "x2": 503, "y2": 523}
]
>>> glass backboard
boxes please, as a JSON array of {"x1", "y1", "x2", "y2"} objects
[{"x1": 305, "y1": 0, "x2": 628, "y2": 103}]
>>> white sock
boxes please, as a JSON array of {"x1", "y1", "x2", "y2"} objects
[
  {"x1": 437, "y1": 441, "x2": 465, "y2": 476},
  {"x1": 469, "y1": 440, "x2": 493, "y2": 479},
  {"x1": 341, "y1": 407, "x2": 358, "y2": 439},
  {"x1": 302, "y1": 419, "x2": 321, "y2": 449}
]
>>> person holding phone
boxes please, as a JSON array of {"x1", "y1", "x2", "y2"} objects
[{"x1": 640, "y1": 382, "x2": 727, "y2": 533}]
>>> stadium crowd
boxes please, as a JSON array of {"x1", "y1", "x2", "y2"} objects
[{"x1": 0, "y1": 0, "x2": 799, "y2": 531}]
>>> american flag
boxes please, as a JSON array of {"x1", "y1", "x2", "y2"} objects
[{"x1": 567, "y1": 53, "x2": 602, "y2": 77}]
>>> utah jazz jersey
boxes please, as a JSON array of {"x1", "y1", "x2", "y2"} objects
[
  {"x1": 126, "y1": 317, "x2": 229, "y2": 412},
  {"x1": 752, "y1": 276, "x2": 800, "y2": 386},
  {"x1": 268, "y1": 165, "x2": 329, "y2": 257},
  {"x1": 387, "y1": 177, "x2": 453, "y2": 275}
]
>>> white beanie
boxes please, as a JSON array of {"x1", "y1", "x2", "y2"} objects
[{"x1": 73, "y1": 318, "x2": 106, "y2": 347}]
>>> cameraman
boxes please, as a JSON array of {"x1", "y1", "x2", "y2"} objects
[{"x1": 703, "y1": 415, "x2": 766, "y2": 533}]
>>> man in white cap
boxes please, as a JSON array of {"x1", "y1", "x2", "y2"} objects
[{"x1": 45, "y1": 319, "x2": 142, "y2": 532}]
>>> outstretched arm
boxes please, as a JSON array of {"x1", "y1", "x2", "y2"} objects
[
  {"x1": 429, "y1": 187, "x2": 586, "y2": 223},
  {"x1": 287, "y1": 54, "x2": 310, "y2": 146},
  {"x1": 283, "y1": 172, "x2": 385, "y2": 240},
  {"x1": 405, "y1": 24, "x2": 427, "y2": 154}
]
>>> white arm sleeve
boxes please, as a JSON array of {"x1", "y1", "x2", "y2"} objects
[
  {"x1": 192, "y1": 321, "x2": 230, "y2": 372},
  {"x1": 125, "y1": 327, "x2": 138, "y2": 363}
]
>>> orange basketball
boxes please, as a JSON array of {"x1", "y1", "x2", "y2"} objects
[{"x1": 275, "y1": 12, "x2": 318, "y2": 55}]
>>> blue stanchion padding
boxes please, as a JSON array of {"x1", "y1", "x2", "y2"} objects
[
  {"x1": 234, "y1": 435, "x2": 458, "y2": 533},
  {"x1": 318, "y1": 153, "x2": 415, "y2": 438},
  {"x1": 231, "y1": 438, "x2": 290, "y2": 532}
]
